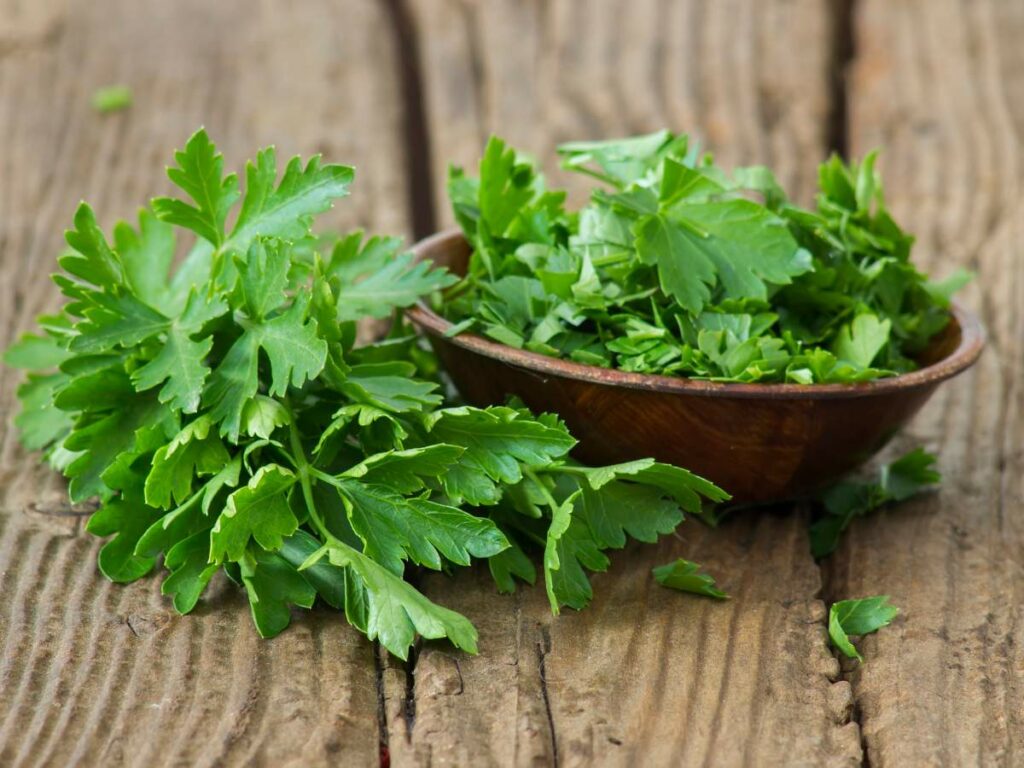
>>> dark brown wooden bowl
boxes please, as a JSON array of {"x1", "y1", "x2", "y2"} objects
[{"x1": 407, "y1": 230, "x2": 986, "y2": 504}]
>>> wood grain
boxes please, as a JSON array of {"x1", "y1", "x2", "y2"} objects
[
  {"x1": 826, "y1": 1, "x2": 1024, "y2": 765},
  {"x1": 394, "y1": 2, "x2": 863, "y2": 765},
  {"x1": 410, "y1": 0, "x2": 836, "y2": 215},
  {"x1": 0, "y1": 1, "x2": 409, "y2": 765}
]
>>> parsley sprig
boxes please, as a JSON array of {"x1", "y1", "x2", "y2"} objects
[
  {"x1": 442, "y1": 131, "x2": 968, "y2": 383},
  {"x1": 4, "y1": 129, "x2": 728, "y2": 658}
]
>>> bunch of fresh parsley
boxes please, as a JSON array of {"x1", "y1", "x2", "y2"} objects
[
  {"x1": 3, "y1": 129, "x2": 729, "y2": 659},
  {"x1": 442, "y1": 131, "x2": 969, "y2": 383}
]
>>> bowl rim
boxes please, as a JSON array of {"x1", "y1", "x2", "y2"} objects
[{"x1": 407, "y1": 229, "x2": 986, "y2": 401}]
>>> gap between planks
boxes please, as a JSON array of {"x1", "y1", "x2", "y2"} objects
[{"x1": 379, "y1": 1, "x2": 868, "y2": 765}]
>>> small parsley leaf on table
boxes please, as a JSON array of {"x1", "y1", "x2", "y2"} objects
[
  {"x1": 828, "y1": 595, "x2": 899, "y2": 661},
  {"x1": 652, "y1": 559, "x2": 727, "y2": 599}
]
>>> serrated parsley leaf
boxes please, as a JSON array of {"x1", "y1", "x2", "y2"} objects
[
  {"x1": 145, "y1": 415, "x2": 230, "y2": 508},
  {"x1": 575, "y1": 481, "x2": 682, "y2": 548},
  {"x1": 557, "y1": 130, "x2": 691, "y2": 188},
  {"x1": 540, "y1": 480, "x2": 683, "y2": 612},
  {"x1": 86, "y1": 481, "x2": 164, "y2": 583},
  {"x1": 340, "y1": 362, "x2": 442, "y2": 414},
  {"x1": 152, "y1": 128, "x2": 240, "y2": 248},
  {"x1": 833, "y1": 313, "x2": 892, "y2": 368},
  {"x1": 335, "y1": 478, "x2": 508, "y2": 574},
  {"x1": 635, "y1": 198, "x2": 810, "y2": 314},
  {"x1": 61, "y1": 387, "x2": 173, "y2": 502},
  {"x1": 225, "y1": 148, "x2": 353, "y2": 259},
  {"x1": 542, "y1": 490, "x2": 586, "y2": 612},
  {"x1": 130, "y1": 290, "x2": 227, "y2": 413},
  {"x1": 424, "y1": 405, "x2": 577, "y2": 505},
  {"x1": 162, "y1": 530, "x2": 220, "y2": 613},
  {"x1": 479, "y1": 136, "x2": 539, "y2": 238},
  {"x1": 61, "y1": 203, "x2": 123, "y2": 291},
  {"x1": 278, "y1": 530, "x2": 348, "y2": 610},
  {"x1": 210, "y1": 465, "x2": 298, "y2": 563},
  {"x1": 328, "y1": 233, "x2": 456, "y2": 321},
  {"x1": 204, "y1": 239, "x2": 327, "y2": 440},
  {"x1": 322, "y1": 541, "x2": 479, "y2": 659},
  {"x1": 341, "y1": 444, "x2": 464, "y2": 493},
  {"x1": 240, "y1": 548, "x2": 317, "y2": 639},
  {"x1": 828, "y1": 595, "x2": 899, "y2": 661},
  {"x1": 240, "y1": 395, "x2": 290, "y2": 439},
  {"x1": 575, "y1": 458, "x2": 731, "y2": 512}
]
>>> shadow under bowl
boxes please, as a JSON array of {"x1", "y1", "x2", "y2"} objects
[{"x1": 407, "y1": 230, "x2": 986, "y2": 504}]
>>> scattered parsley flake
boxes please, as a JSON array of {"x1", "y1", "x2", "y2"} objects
[
  {"x1": 653, "y1": 558, "x2": 727, "y2": 599},
  {"x1": 92, "y1": 85, "x2": 133, "y2": 113}
]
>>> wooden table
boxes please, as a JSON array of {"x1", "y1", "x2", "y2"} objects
[{"x1": 0, "y1": 1, "x2": 1020, "y2": 765}]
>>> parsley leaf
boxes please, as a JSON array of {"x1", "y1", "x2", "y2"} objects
[
  {"x1": 317, "y1": 540, "x2": 480, "y2": 660},
  {"x1": 828, "y1": 595, "x2": 899, "y2": 661},
  {"x1": 424, "y1": 405, "x2": 577, "y2": 505},
  {"x1": 152, "y1": 129, "x2": 240, "y2": 248},
  {"x1": 811, "y1": 448, "x2": 940, "y2": 557},
  {"x1": 210, "y1": 465, "x2": 299, "y2": 563},
  {"x1": 652, "y1": 558, "x2": 727, "y2": 599},
  {"x1": 329, "y1": 232, "x2": 457, "y2": 320},
  {"x1": 241, "y1": 548, "x2": 317, "y2": 639},
  {"x1": 91, "y1": 85, "x2": 133, "y2": 113}
]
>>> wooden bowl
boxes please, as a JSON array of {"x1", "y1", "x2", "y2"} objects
[{"x1": 407, "y1": 230, "x2": 985, "y2": 504}]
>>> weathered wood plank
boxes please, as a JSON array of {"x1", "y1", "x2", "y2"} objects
[
  {"x1": 411, "y1": 0, "x2": 836, "y2": 215},
  {"x1": 827, "y1": 1, "x2": 1024, "y2": 765},
  {"x1": 394, "y1": 2, "x2": 862, "y2": 765},
  {"x1": 0, "y1": 1, "x2": 411, "y2": 764}
]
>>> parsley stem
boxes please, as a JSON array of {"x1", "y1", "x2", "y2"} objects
[
  {"x1": 523, "y1": 467, "x2": 561, "y2": 511},
  {"x1": 537, "y1": 464, "x2": 587, "y2": 476},
  {"x1": 283, "y1": 402, "x2": 336, "y2": 546},
  {"x1": 310, "y1": 466, "x2": 341, "y2": 486}
]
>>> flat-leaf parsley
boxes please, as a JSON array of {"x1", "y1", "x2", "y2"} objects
[
  {"x1": 442, "y1": 132, "x2": 967, "y2": 384},
  {"x1": 4, "y1": 129, "x2": 728, "y2": 658}
]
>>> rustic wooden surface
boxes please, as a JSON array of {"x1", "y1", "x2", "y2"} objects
[
  {"x1": 0, "y1": 1, "x2": 1019, "y2": 767},
  {"x1": 0, "y1": 2, "x2": 403, "y2": 766},
  {"x1": 824, "y1": 1, "x2": 1024, "y2": 765}
]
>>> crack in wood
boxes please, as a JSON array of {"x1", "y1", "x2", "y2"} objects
[
  {"x1": 537, "y1": 625, "x2": 559, "y2": 768},
  {"x1": 827, "y1": 0, "x2": 856, "y2": 158},
  {"x1": 402, "y1": 642, "x2": 419, "y2": 740},
  {"x1": 27, "y1": 499, "x2": 98, "y2": 518},
  {"x1": 853, "y1": 697, "x2": 872, "y2": 768},
  {"x1": 374, "y1": 644, "x2": 390, "y2": 768},
  {"x1": 383, "y1": 0, "x2": 437, "y2": 240},
  {"x1": 817, "y1": 3, "x2": 871, "y2": 763}
]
